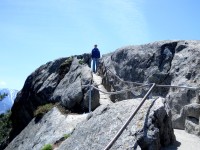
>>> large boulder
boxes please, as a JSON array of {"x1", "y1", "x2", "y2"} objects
[
  {"x1": 10, "y1": 54, "x2": 99, "y2": 140},
  {"x1": 52, "y1": 57, "x2": 100, "y2": 111},
  {"x1": 98, "y1": 40, "x2": 200, "y2": 132},
  {"x1": 56, "y1": 97, "x2": 174, "y2": 150}
]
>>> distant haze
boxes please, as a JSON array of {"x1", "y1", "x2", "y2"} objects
[{"x1": 0, "y1": 88, "x2": 18, "y2": 114}]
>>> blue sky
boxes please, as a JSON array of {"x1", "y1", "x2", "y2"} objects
[{"x1": 0, "y1": 0, "x2": 200, "y2": 90}]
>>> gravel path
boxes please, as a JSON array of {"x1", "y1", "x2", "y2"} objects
[{"x1": 162, "y1": 129, "x2": 200, "y2": 150}]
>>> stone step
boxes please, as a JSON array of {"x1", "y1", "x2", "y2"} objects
[{"x1": 92, "y1": 73, "x2": 113, "y2": 105}]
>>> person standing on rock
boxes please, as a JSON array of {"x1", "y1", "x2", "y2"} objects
[{"x1": 91, "y1": 44, "x2": 100, "y2": 73}]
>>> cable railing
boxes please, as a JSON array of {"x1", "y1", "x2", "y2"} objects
[
  {"x1": 87, "y1": 82, "x2": 200, "y2": 113},
  {"x1": 103, "y1": 66, "x2": 200, "y2": 104},
  {"x1": 105, "y1": 67, "x2": 146, "y2": 86},
  {"x1": 91, "y1": 84, "x2": 150, "y2": 95},
  {"x1": 105, "y1": 66, "x2": 200, "y2": 91},
  {"x1": 86, "y1": 66, "x2": 200, "y2": 113}
]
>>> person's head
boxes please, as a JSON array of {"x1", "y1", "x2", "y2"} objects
[{"x1": 94, "y1": 44, "x2": 97, "y2": 48}]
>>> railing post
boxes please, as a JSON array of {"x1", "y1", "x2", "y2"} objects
[
  {"x1": 196, "y1": 89, "x2": 199, "y2": 103},
  {"x1": 89, "y1": 85, "x2": 92, "y2": 112}
]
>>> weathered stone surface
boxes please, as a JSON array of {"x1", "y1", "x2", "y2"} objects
[
  {"x1": 98, "y1": 40, "x2": 200, "y2": 133},
  {"x1": 57, "y1": 97, "x2": 175, "y2": 150},
  {"x1": 10, "y1": 53, "x2": 98, "y2": 140},
  {"x1": 5, "y1": 107, "x2": 89, "y2": 150}
]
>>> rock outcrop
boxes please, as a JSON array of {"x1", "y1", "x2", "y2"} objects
[
  {"x1": 98, "y1": 40, "x2": 200, "y2": 133},
  {"x1": 10, "y1": 54, "x2": 99, "y2": 140},
  {"x1": 6, "y1": 40, "x2": 200, "y2": 150},
  {"x1": 56, "y1": 97, "x2": 174, "y2": 150},
  {"x1": 51, "y1": 58, "x2": 99, "y2": 111}
]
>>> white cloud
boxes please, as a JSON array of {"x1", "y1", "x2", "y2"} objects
[
  {"x1": 97, "y1": 0, "x2": 149, "y2": 44},
  {"x1": 0, "y1": 81, "x2": 7, "y2": 87}
]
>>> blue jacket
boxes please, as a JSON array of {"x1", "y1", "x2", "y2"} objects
[{"x1": 92, "y1": 48, "x2": 100, "y2": 58}]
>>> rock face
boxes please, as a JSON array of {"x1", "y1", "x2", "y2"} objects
[
  {"x1": 98, "y1": 40, "x2": 200, "y2": 133},
  {"x1": 57, "y1": 97, "x2": 175, "y2": 150},
  {"x1": 10, "y1": 54, "x2": 99, "y2": 140},
  {"x1": 5, "y1": 107, "x2": 89, "y2": 150}
]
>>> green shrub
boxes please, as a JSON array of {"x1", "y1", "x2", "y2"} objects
[
  {"x1": 60, "y1": 57, "x2": 73, "y2": 68},
  {"x1": 0, "y1": 110, "x2": 12, "y2": 146},
  {"x1": 41, "y1": 144, "x2": 53, "y2": 150},
  {"x1": 34, "y1": 103, "x2": 54, "y2": 117},
  {"x1": 78, "y1": 59, "x2": 84, "y2": 65},
  {"x1": 63, "y1": 133, "x2": 70, "y2": 139}
]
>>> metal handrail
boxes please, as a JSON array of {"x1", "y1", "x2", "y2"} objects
[{"x1": 103, "y1": 83, "x2": 156, "y2": 150}]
